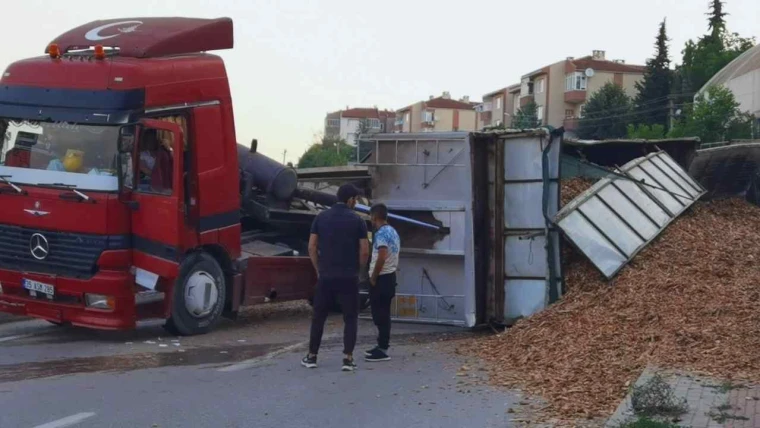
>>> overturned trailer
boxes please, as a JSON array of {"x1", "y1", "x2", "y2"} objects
[{"x1": 352, "y1": 129, "x2": 563, "y2": 327}]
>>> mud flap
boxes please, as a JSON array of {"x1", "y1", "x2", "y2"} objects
[{"x1": 223, "y1": 271, "x2": 243, "y2": 320}]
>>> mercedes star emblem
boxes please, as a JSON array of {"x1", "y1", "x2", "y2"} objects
[{"x1": 29, "y1": 233, "x2": 50, "y2": 260}]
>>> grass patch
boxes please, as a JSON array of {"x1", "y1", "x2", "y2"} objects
[
  {"x1": 707, "y1": 402, "x2": 750, "y2": 424},
  {"x1": 630, "y1": 374, "x2": 688, "y2": 418},
  {"x1": 704, "y1": 380, "x2": 746, "y2": 393},
  {"x1": 617, "y1": 416, "x2": 680, "y2": 428}
]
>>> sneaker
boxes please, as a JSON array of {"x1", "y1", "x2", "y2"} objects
[
  {"x1": 364, "y1": 346, "x2": 379, "y2": 357},
  {"x1": 341, "y1": 357, "x2": 357, "y2": 372},
  {"x1": 365, "y1": 348, "x2": 391, "y2": 362},
  {"x1": 301, "y1": 354, "x2": 317, "y2": 368}
]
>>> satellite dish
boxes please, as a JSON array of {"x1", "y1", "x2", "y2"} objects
[{"x1": 584, "y1": 68, "x2": 595, "y2": 77}]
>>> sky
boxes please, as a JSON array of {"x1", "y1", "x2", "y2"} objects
[{"x1": 0, "y1": 0, "x2": 758, "y2": 163}]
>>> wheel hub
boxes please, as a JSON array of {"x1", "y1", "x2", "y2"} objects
[{"x1": 184, "y1": 271, "x2": 219, "y2": 318}]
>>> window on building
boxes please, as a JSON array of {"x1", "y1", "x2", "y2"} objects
[
  {"x1": 565, "y1": 72, "x2": 587, "y2": 91},
  {"x1": 368, "y1": 118, "x2": 381, "y2": 128},
  {"x1": 536, "y1": 106, "x2": 544, "y2": 124},
  {"x1": 496, "y1": 97, "x2": 502, "y2": 110},
  {"x1": 326, "y1": 119, "x2": 340, "y2": 128},
  {"x1": 565, "y1": 109, "x2": 574, "y2": 119},
  {"x1": 405, "y1": 112, "x2": 410, "y2": 122},
  {"x1": 579, "y1": 104, "x2": 586, "y2": 118},
  {"x1": 422, "y1": 110, "x2": 434, "y2": 123},
  {"x1": 380, "y1": 123, "x2": 385, "y2": 132},
  {"x1": 536, "y1": 79, "x2": 545, "y2": 93},
  {"x1": 514, "y1": 98, "x2": 520, "y2": 115}
]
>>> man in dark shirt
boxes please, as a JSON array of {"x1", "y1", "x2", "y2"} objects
[{"x1": 302, "y1": 184, "x2": 369, "y2": 372}]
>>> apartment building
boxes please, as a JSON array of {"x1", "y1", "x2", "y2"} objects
[
  {"x1": 395, "y1": 92, "x2": 478, "y2": 133},
  {"x1": 482, "y1": 50, "x2": 645, "y2": 132},
  {"x1": 477, "y1": 84, "x2": 520, "y2": 129},
  {"x1": 324, "y1": 107, "x2": 396, "y2": 145}
]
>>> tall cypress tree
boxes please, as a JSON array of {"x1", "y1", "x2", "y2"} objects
[
  {"x1": 672, "y1": 0, "x2": 754, "y2": 120},
  {"x1": 707, "y1": 0, "x2": 727, "y2": 40},
  {"x1": 634, "y1": 19, "x2": 672, "y2": 130}
]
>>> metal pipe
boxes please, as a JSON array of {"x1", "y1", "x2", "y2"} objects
[
  {"x1": 291, "y1": 189, "x2": 447, "y2": 233},
  {"x1": 354, "y1": 203, "x2": 444, "y2": 232}
]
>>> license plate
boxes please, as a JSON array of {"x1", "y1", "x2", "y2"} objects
[{"x1": 23, "y1": 279, "x2": 55, "y2": 296}]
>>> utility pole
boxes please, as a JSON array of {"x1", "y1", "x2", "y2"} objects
[
  {"x1": 668, "y1": 97, "x2": 675, "y2": 132},
  {"x1": 282, "y1": 149, "x2": 287, "y2": 164}
]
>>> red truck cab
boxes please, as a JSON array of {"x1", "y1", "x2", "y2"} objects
[{"x1": 0, "y1": 17, "x2": 315, "y2": 334}]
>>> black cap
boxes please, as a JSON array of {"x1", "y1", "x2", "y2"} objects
[{"x1": 337, "y1": 184, "x2": 360, "y2": 203}]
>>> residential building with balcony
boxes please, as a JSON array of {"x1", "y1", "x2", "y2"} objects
[
  {"x1": 395, "y1": 91, "x2": 478, "y2": 133},
  {"x1": 483, "y1": 50, "x2": 645, "y2": 133},
  {"x1": 324, "y1": 107, "x2": 396, "y2": 145},
  {"x1": 477, "y1": 84, "x2": 520, "y2": 129}
]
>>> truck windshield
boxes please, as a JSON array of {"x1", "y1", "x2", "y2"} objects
[{"x1": 0, "y1": 118, "x2": 120, "y2": 191}]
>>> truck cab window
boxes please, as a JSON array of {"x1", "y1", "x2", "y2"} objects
[
  {"x1": 137, "y1": 128, "x2": 173, "y2": 195},
  {"x1": 0, "y1": 119, "x2": 120, "y2": 191}
]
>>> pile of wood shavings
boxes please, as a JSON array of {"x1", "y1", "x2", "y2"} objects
[
  {"x1": 561, "y1": 177, "x2": 596, "y2": 207},
  {"x1": 465, "y1": 198, "x2": 760, "y2": 419}
]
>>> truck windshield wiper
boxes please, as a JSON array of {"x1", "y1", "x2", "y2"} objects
[
  {"x1": 0, "y1": 175, "x2": 24, "y2": 194},
  {"x1": 37, "y1": 183, "x2": 92, "y2": 202}
]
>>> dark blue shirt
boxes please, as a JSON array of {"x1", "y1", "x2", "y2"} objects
[{"x1": 311, "y1": 203, "x2": 368, "y2": 279}]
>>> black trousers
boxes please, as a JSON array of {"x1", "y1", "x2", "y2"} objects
[
  {"x1": 370, "y1": 272, "x2": 396, "y2": 350},
  {"x1": 309, "y1": 277, "x2": 359, "y2": 356}
]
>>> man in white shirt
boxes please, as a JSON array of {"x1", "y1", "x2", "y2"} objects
[{"x1": 364, "y1": 203, "x2": 400, "y2": 362}]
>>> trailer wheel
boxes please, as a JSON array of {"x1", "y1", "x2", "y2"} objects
[{"x1": 164, "y1": 252, "x2": 227, "y2": 336}]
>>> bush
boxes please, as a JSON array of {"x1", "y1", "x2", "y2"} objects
[
  {"x1": 617, "y1": 417, "x2": 680, "y2": 428},
  {"x1": 630, "y1": 374, "x2": 688, "y2": 418},
  {"x1": 626, "y1": 124, "x2": 667, "y2": 139}
]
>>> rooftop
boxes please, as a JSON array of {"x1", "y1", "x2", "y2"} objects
[
  {"x1": 425, "y1": 97, "x2": 477, "y2": 110},
  {"x1": 568, "y1": 56, "x2": 646, "y2": 74},
  {"x1": 698, "y1": 43, "x2": 760, "y2": 96},
  {"x1": 329, "y1": 107, "x2": 396, "y2": 119}
]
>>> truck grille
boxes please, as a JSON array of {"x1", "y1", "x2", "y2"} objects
[{"x1": 0, "y1": 224, "x2": 130, "y2": 279}]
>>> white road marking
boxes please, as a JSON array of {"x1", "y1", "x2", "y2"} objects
[
  {"x1": 218, "y1": 341, "x2": 308, "y2": 372},
  {"x1": 0, "y1": 334, "x2": 32, "y2": 343},
  {"x1": 32, "y1": 412, "x2": 96, "y2": 428}
]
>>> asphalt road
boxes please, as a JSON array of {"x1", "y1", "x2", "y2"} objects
[{"x1": 0, "y1": 303, "x2": 518, "y2": 428}]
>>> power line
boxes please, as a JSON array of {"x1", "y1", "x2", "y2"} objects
[
  {"x1": 574, "y1": 103, "x2": 693, "y2": 125},
  {"x1": 571, "y1": 91, "x2": 698, "y2": 117}
]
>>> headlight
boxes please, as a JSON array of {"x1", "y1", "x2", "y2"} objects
[{"x1": 85, "y1": 294, "x2": 114, "y2": 310}]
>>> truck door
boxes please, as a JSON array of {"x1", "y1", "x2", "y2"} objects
[{"x1": 129, "y1": 119, "x2": 185, "y2": 286}]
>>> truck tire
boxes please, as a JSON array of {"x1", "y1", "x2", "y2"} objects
[{"x1": 164, "y1": 252, "x2": 227, "y2": 336}]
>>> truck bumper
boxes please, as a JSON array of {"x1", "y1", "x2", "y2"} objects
[{"x1": 0, "y1": 269, "x2": 137, "y2": 330}]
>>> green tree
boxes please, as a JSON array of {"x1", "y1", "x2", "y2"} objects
[
  {"x1": 356, "y1": 119, "x2": 372, "y2": 137},
  {"x1": 707, "y1": 0, "x2": 727, "y2": 38},
  {"x1": 297, "y1": 135, "x2": 354, "y2": 168},
  {"x1": 626, "y1": 124, "x2": 667, "y2": 139},
  {"x1": 672, "y1": 0, "x2": 755, "y2": 102},
  {"x1": 577, "y1": 82, "x2": 633, "y2": 140},
  {"x1": 667, "y1": 85, "x2": 753, "y2": 143},
  {"x1": 512, "y1": 101, "x2": 540, "y2": 129},
  {"x1": 634, "y1": 19, "x2": 672, "y2": 128}
]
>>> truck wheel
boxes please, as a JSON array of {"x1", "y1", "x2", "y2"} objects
[{"x1": 164, "y1": 252, "x2": 227, "y2": 336}]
